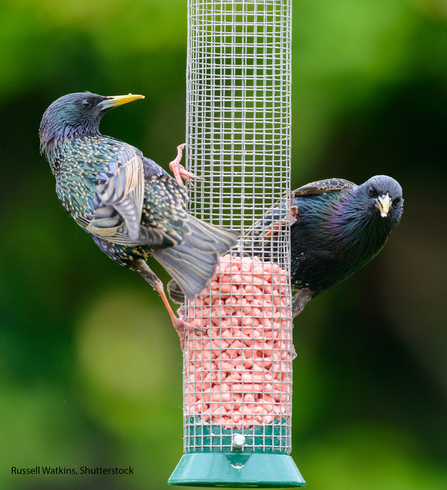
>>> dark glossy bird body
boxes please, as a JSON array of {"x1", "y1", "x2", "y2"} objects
[
  {"x1": 254, "y1": 175, "x2": 403, "y2": 315},
  {"x1": 289, "y1": 177, "x2": 401, "y2": 297},
  {"x1": 40, "y1": 92, "x2": 238, "y2": 336},
  {"x1": 168, "y1": 175, "x2": 403, "y2": 317}
]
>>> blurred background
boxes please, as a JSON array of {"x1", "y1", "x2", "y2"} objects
[{"x1": 1, "y1": 0, "x2": 446, "y2": 489}]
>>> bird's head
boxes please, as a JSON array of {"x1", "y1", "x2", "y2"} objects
[
  {"x1": 361, "y1": 175, "x2": 403, "y2": 227},
  {"x1": 39, "y1": 91, "x2": 144, "y2": 157}
]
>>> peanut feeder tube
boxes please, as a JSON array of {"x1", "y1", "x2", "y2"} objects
[{"x1": 169, "y1": 0, "x2": 304, "y2": 486}]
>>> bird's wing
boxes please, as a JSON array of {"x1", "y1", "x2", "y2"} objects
[
  {"x1": 294, "y1": 178, "x2": 356, "y2": 196},
  {"x1": 240, "y1": 180, "x2": 355, "y2": 255},
  {"x1": 89, "y1": 146, "x2": 145, "y2": 241},
  {"x1": 238, "y1": 191, "x2": 292, "y2": 258},
  {"x1": 84, "y1": 150, "x2": 191, "y2": 249}
]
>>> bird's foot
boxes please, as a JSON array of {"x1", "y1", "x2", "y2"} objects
[
  {"x1": 173, "y1": 310, "x2": 207, "y2": 351},
  {"x1": 169, "y1": 302, "x2": 207, "y2": 351},
  {"x1": 263, "y1": 196, "x2": 298, "y2": 242},
  {"x1": 169, "y1": 143, "x2": 201, "y2": 186},
  {"x1": 263, "y1": 219, "x2": 287, "y2": 241},
  {"x1": 174, "y1": 313, "x2": 206, "y2": 334}
]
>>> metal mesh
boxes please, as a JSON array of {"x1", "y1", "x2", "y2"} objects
[{"x1": 183, "y1": 0, "x2": 293, "y2": 454}]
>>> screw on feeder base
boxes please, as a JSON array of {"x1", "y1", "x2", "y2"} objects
[{"x1": 232, "y1": 434, "x2": 246, "y2": 451}]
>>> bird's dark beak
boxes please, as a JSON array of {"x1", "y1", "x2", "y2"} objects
[
  {"x1": 375, "y1": 193, "x2": 391, "y2": 218},
  {"x1": 99, "y1": 94, "x2": 145, "y2": 110}
]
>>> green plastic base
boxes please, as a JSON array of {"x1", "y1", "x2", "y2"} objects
[{"x1": 168, "y1": 452, "x2": 305, "y2": 488}]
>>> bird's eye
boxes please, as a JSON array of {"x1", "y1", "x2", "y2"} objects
[
  {"x1": 81, "y1": 99, "x2": 92, "y2": 109},
  {"x1": 392, "y1": 197, "x2": 401, "y2": 208},
  {"x1": 367, "y1": 186, "x2": 376, "y2": 197}
]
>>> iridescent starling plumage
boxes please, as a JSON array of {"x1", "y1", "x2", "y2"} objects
[
  {"x1": 39, "y1": 92, "x2": 238, "y2": 337},
  {"x1": 286, "y1": 175, "x2": 403, "y2": 315},
  {"x1": 168, "y1": 175, "x2": 403, "y2": 317}
]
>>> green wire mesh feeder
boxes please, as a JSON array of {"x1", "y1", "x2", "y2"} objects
[{"x1": 169, "y1": 0, "x2": 305, "y2": 486}]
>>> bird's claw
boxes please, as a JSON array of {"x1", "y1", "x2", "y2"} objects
[
  {"x1": 263, "y1": 199, "x2": 298, "y2": 242},
  {"x1": 169, "y1": 143, "x2": 203, "y2": 186},
  {"x1": 174, "y1": 315, "x2": 207, "y2": 335},
  {"x1": 264, "y1": 219, "x2": 287, "y2": 241},
  {"x1": 173, "y1": 310, "x2": 207, "y2": 351},
  {"x1": 170, "y1": 163, "x2": 200, "y2": 185}
]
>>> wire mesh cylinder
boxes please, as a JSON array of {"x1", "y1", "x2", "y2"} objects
[{"x1": 169, "y1": 0, "x2": 304, "y2": 486}]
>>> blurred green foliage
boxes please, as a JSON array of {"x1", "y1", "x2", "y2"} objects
[{"x1": 0, "y1": 0, "x2": 446, "y2": 489}]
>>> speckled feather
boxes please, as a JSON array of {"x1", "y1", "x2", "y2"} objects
[
  {"x1": 51, "y1": 135, "x2": 190, "y2": 264},
  {"x1": 40, "y1": 92, "x2": 238, "y2": 302}
]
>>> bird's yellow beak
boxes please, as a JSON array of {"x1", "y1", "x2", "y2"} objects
[
  {"x1": 99, "y1": 94, "x2": 145, "y2": 110},
  {"x1": 376, "y1": 193, "x2": 391, "y2": 218}
]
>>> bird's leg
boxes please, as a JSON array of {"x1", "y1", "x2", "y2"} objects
[
  {"x1": 169, "y1": 144, "x2": 201, "y2": 186},
  {"x1": 131, "y1": 260, "x2": 204, "y2": 348},
  {"x1": 291, "y1": 290, "x2": 313, "y2": 319}
]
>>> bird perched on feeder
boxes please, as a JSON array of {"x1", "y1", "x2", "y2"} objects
[
  {"x1": 168, "y1": 175, "x2": 403, "y2": 318},
  {"x1": 39, "y1": 92, "x2": 238, "y2": 337}
]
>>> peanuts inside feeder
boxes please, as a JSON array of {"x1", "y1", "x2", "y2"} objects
[
  {"x1": 169, "y1": 0, "x2": 305, "y2": 487},
  {"x1": 185, "y1": 255, "x2": 293, "y2": 432}
]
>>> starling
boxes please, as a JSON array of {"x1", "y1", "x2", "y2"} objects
[
  {"x1": 168, "y1": 175, "x2": 403, "y2": 318},
  {"x1": 39, "y1": 92, "x2": 238, "y2": 336}
]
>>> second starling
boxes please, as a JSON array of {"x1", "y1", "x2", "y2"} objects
[{"x1": 168, "y1": 176, "x2": 404, "y2": 318}]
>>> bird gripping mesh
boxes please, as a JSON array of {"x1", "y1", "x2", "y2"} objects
[{"x1": 169, "y1": 0, "x2": 305, "y2": 486}]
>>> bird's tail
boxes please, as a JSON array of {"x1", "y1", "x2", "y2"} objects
[{"x1": 152, "y1": 216, "x2": 238, "y2": 300}]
